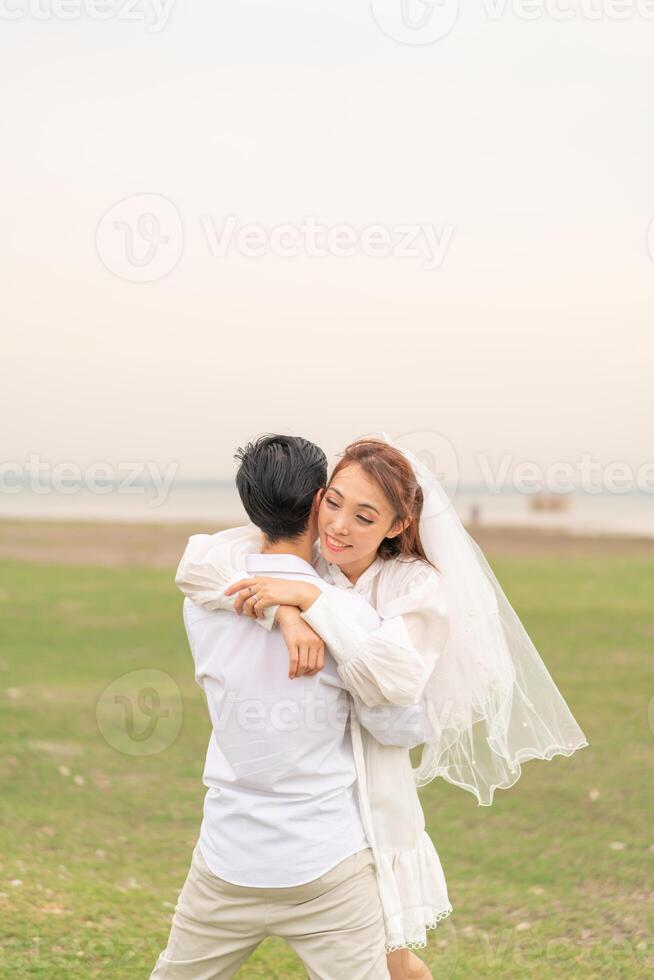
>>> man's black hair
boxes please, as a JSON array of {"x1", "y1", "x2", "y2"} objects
[{"x1": 234, "y1": 434, "x2": 327, "y2": 543}]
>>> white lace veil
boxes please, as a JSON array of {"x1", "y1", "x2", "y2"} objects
[{"x1": 379, "y1": 433, "x2": 589, "y2": 805}]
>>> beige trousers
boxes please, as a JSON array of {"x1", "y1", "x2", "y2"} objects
[{"x1": 149, "y1": 843, "x2": 390, "y2": 980}]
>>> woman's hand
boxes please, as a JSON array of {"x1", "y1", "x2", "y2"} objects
[
  {"x1": 224, "y1": 577, "x2": 320, "y2": 619},
  {"x1": 276, "y1": 607, "x2": 325, "y2": 678}
]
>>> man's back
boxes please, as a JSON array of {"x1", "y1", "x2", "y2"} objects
[{"x1": 183, "y1": 551, "x2": 380, "y2": 888}]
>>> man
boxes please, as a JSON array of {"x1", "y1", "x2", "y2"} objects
[{"x1": 150, "y1": 435, "x2": 427, "y2": 980}]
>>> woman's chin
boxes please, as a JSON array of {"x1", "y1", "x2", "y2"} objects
[{"x1": 319, "y1": 534, "x2": 354, "y2": 564}]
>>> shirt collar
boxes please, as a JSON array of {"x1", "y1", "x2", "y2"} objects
[
  {"x1": 245, "y1": 553, "x2": 318, "y2": 578},
  {"x1": 324, "y1": 555, "x2": 385, "y2": 593}
]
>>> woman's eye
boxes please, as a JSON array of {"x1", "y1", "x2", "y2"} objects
[{"x1": 325, "y1": 497, "x2": 371, "y2": 524}]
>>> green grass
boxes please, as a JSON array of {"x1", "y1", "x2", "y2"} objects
[{"x1": 0, "y1": 556, "x2": 652, "y2": 978}]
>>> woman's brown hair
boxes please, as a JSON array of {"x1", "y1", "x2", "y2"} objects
[{"x1": 328, "y1": 438, "x2": 435, "y2": 568}]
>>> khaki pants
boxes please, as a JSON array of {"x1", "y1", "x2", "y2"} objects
[{"x1": 149, "y1": 844, "x2": 390, "y2": 980}]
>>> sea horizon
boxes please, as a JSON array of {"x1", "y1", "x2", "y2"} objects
[{"x1": 1, "y1": 481, "x2": 652, "y2": 539}]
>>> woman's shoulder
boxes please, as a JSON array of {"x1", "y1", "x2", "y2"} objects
[
  {"x1": 377, "y1": 555, "x2": 440, "y2": 596},
  {"x1": 373, "y1": 556, "x2": 445, "y2": 619}
]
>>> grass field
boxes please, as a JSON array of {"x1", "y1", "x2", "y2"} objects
[{"x1": 1, "y1": 549, "x2": 653, "y2": 978}]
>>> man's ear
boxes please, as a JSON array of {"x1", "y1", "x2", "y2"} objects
[{"x1": 313, "y1": 488, "x2": 325, "y2": 512}]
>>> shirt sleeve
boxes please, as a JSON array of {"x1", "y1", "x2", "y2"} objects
[
  {"x1": 300, "y1": 561, "x2": 448, "y2": 708},
  {"x1": 351, "y1": 698, "x2": 439, "y2": 749},
  {"x1": 174, "y1": 525, "x2": 278, "y2": 631}
]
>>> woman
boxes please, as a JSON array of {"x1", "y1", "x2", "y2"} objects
[{"x1": 176, "y1": 435, "x2": 589, "y2": 979}]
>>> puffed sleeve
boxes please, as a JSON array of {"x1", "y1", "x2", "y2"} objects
[
  {"x1": 174, "y1": 524, "x2": 279, "y2": 631},
  {"x1": 353, "y1": 699, "x2": 439, "y2": 748},
  {"x1": 300, "y1": 560, "x2": 448, "y2": 708}
]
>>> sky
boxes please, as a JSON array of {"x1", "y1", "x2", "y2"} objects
[{"x1": 2, "y1": 1, "x2": 653, "y2": 491}]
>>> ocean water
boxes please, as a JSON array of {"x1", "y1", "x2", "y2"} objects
[{"x1": 0, "y1": 483, "x2": 651, "y2": 538}]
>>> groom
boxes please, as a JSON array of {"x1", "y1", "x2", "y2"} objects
[{"x1": 150, "y1": 435, "x2": 426, "y2": 980}]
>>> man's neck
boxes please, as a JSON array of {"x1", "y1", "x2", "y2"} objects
[{"x1": 260, "y1": 533, "x2": 314, "y2": 565}]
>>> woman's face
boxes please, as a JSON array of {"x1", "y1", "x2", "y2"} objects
[{"x1": 317, "y1": 462, "x2": 407, "y2": 571}]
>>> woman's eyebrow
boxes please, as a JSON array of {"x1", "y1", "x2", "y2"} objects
[{"x1": 328, "y1": 487, "x2": 380, "y2": 515}]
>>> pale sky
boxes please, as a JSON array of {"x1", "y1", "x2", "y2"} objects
[{"x1": 2, "y1": 2, "x2": 653, "y2": 487}]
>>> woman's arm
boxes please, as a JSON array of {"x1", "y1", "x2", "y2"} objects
[
  {"x1": 175, "y1": 531, "x2": 449, "y2": 706},
  {"x1": 300, "y1": 562, "x2": 449, "y2": 709},
  {"x1": 275, "y1": 606, "x2": 325, "y2": 678},
  {"x1": 353, "y1": 699, "x2": 439, "y2": 749},
  {"x1": 175, "y1": 530, "x2": 327, "y2": 677},
  {"x1": 174, "y1": 525, "x2": 280, "y2": 630}
]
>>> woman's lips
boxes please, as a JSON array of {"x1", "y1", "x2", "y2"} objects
[{"x1": 324, "y1": 534, "x2": 351, "y2": 552}]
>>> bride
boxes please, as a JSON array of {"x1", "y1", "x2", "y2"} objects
[{"x1": 176, "y1": 434, "x2": 589, "y2": 979}]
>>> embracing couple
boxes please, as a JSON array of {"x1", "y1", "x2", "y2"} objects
[{"x1": 149, "y1": 433, "x2": 588, "y2": 979}]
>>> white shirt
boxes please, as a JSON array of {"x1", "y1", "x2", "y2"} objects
[
  {"x1": 185, "y1": 551, "x2": 400, "y2": 887},
  {"x1": 177, "y1": 528, "x2": 453, "y2": 950}
]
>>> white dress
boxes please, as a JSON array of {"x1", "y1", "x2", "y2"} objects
[{"x1": 175, "y1": 527, "x2": 453, "y2": 952}]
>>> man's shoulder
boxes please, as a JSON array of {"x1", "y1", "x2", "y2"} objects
[
  {"x1": 182, "y1": 597, "x2": 280, "y2": 641},
  {"x1": 183, "y1": 596, "x2": 208, "y2": 625},
  {"x1": 182, "y1": 597, "x2": 230, "y2": 630}
]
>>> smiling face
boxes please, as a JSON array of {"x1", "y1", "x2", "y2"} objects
[{"x1": 317, "y1": 462, "x2": 409, "y2": 579}]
